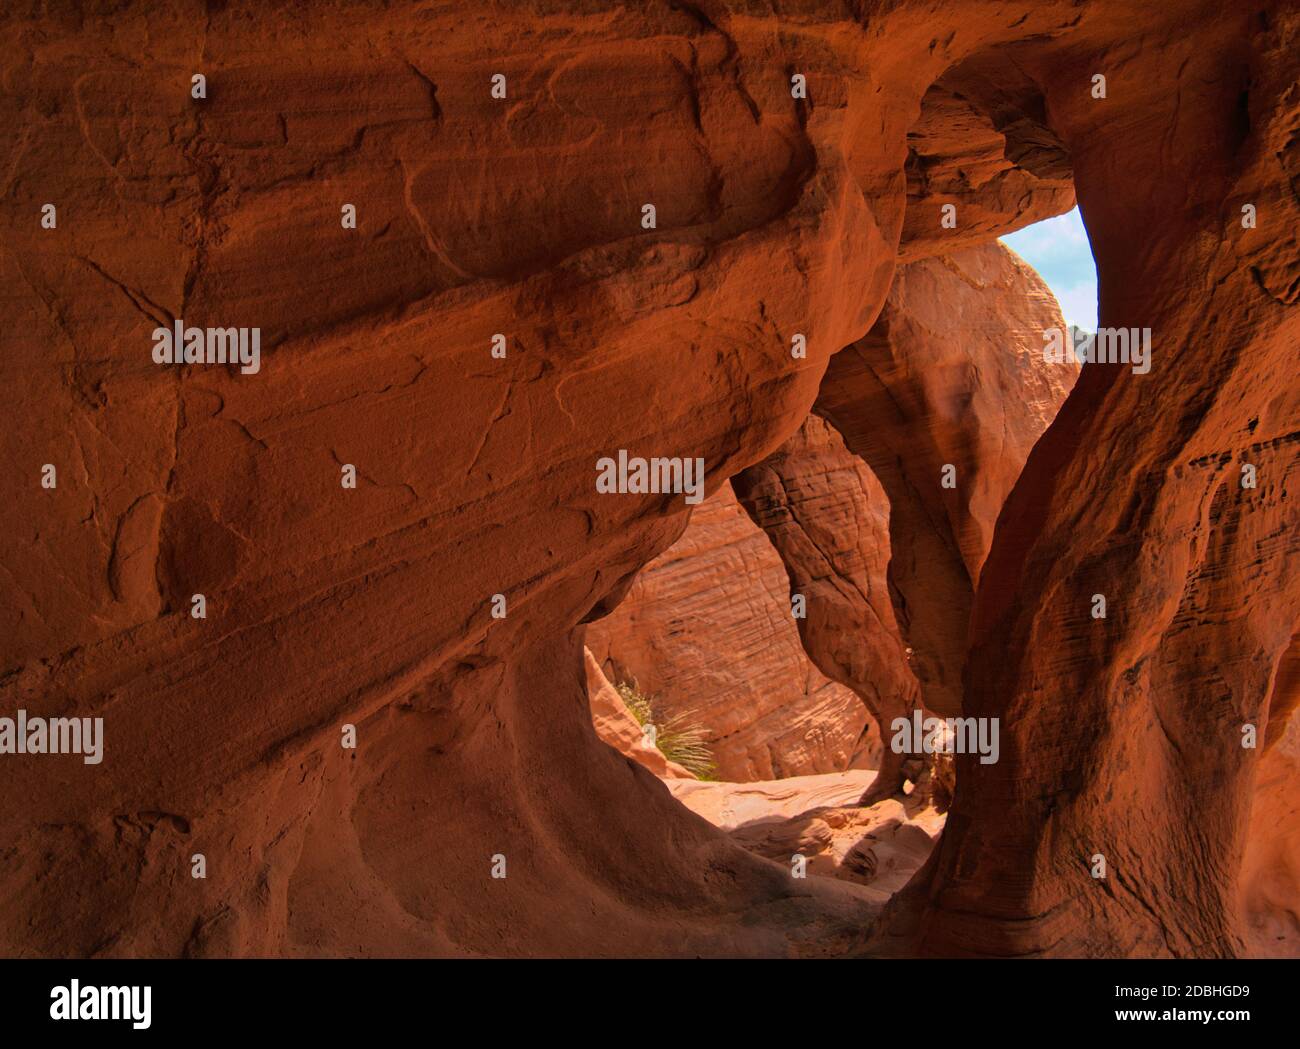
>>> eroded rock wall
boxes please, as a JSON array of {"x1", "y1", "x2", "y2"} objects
[
  {"x1": 586, "y1": 483, "x2": 871, "y2": 781},
  {"x1": 0, "y1": 0, "x2": 1296, "y2": 959},
  {"x1": 1, "y1": 0, "x2": 902, "y2": 957},
  {"x1": 881, "y1": 5, "x2": 1300, "y2": 958},
  {"x1": 733, "y1": 415, "x2": 916, "y2": 798},
  {"x1": 584, "y1": 646, "x2": 697, "y2": 780},
  {"x1": 1241, "y1": 697, "x2": 1300, "y2": 956},
  {"x1": 816, "y1": 241, "x2": 1079, "y2": 717}
]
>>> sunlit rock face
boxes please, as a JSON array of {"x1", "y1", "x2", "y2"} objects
[
  {"x1": 732, "y1": 415, "x2": 913, "y2": 799},
  {"x1": 586, "y1": 482, "x2": 873, "y2": 782},
  {"x1": 584, "y1": 647, "x2": 698, "y2": 780},
  {"x1": 0, "y1": 0, "x2": 1297, "y2": 958},
  {"x1": 816, "y1": 241, "x2": 1079, "y2": 720},
  {"x1": 733, "y1": 238, "x2": 1075, "y2": 800},
  {"x1": 668, "y1": 771, "x2": 945, "y2": 898}
]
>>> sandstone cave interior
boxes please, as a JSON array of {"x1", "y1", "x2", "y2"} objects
[{"x1": 3, "y1": 2, "x2": 1298, "y2": 972}]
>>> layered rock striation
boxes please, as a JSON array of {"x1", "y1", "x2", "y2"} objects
[
  {"x1": 586, "y1": 482, "x2": 871, "y2": 781},
  {"x1": 0, "y1": 0, "x2": 1296, "y2": 958}
]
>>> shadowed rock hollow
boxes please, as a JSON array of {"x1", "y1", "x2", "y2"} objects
[{"x1": 1, "y1": 0, "x2": 1298, "y2": 958}]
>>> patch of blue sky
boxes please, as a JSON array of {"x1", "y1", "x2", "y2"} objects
[{"x1": 1000, "y1": 206, "x2": 1098, "y2": 333}]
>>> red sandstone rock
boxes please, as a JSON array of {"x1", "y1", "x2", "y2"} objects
[
  {"x1": 584, "y1": 647, "x2": 695, "y2": 780},
  {"x1": 900, "y1": 57, "x2": 1076, "y2": 261},
  {"x1": 1, "y1": 1, "x2": 896, "y2": 958},
  {"x1": 586, "y1": 482, "x2": 870, "y2": 781},
  {"x1": 669, "y1": 771, "x2": 945, "y2": 898},
  {"x1": 732, "y1": 415, "x2": 917, "y2": 800},
  {"x1": 1241, "y1": 638, "x2": 1300, "y2": 956},
  {"x1": 670, "y1": 769, "x2": 946, "y2": 894},
  {"x1": 877, "y1": 5, "x2": 1300, "y2": 958},
  {"x1": 816, "y1": 241, "x2": 1078, "y2": 717},
  {"x1": 0, "y1": 0, "x2": 1296, "y2": 961},
  {"x1": 1241, "y1": 710, "x2": 1300, "y2": 956}
]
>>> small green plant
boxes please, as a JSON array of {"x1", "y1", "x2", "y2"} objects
[
  {"x1": 615, "y1": 682, "x2": 717, "y2": 780},
  {"x1": 614, "y1": 682, "x2": 654, "y2": 726}
]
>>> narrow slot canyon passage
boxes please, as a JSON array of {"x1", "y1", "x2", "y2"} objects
[{"x1": 583, "y1": 209, "x2": 1095, "y2": 910}]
